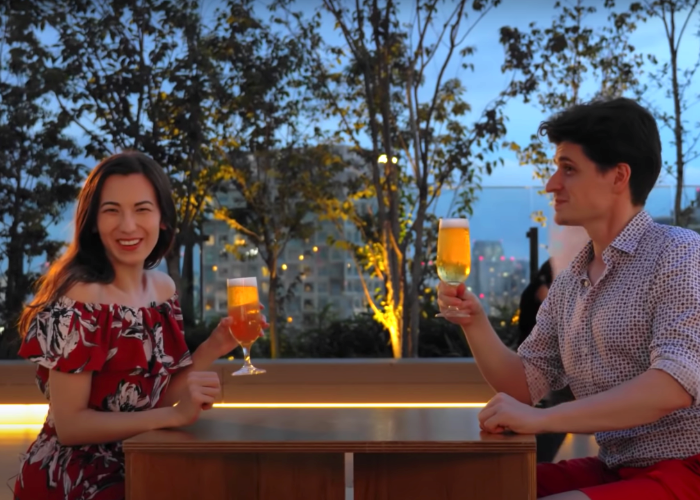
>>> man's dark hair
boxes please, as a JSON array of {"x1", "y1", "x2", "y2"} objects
[{"x1": 538, "y1": 97, "x2": 662, "y2": 206}]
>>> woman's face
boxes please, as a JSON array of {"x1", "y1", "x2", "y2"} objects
[{"x1": 96, "y1": 173, "x2": 162, "y2": 268}]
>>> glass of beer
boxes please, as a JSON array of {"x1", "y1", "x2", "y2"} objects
[
  {"x1": 436, "y1": 218, "x2": 471, "y2": 317},
  {"x1": 227, "y1": 277, "x2": 266, "y2": 376}
]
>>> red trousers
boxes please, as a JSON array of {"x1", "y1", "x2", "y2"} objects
[{"x1": 538, "y1": 455, "x2": 700, "y2": 499}]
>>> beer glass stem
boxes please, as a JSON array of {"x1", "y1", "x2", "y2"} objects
[{"x1": 241, "y1": 344, "x2": 253, "y2": 369}]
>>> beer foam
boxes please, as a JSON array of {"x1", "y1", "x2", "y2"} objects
[
  {"x1": 227, "y1": 277, "x2": 258, "y2": 287},
  {"x1": 440, "y1": 218, "x2": 469, "y2": 229}
]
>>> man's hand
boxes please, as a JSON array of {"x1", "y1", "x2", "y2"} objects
[
  {"x1": 436, "y1": 282, "x2": 486, "y2": 327},
  {"x1": 478, "y1": 392, "x2": 546, "y2": 434}
]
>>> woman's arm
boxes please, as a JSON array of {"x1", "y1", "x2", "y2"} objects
[
  {"x1": 49, "y1": 369, "x2": 219, "y2": 446},
  {"x1": 158, "y1": 338, "x2": 220, "y2": 408}
]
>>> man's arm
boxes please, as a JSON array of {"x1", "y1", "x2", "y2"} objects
[
  {"x1": 543, "y1": 231, "x2": 700, "y2": 433},
  {"x1": 438, "y1": 282, "x2": 555, "y2": 405},
  {"x1": 541, "y1": 368, "x2": 691, "y2": 434},
  {"x1": 460, "y1": 313, "x2": 532, "y2": 405},
  {"x1": 481, "y1": 230, "x2": 700, "y2": 435}
]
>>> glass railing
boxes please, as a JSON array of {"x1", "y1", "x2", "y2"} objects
[
  {"x1": 195, "y1": 184, "x2": 698, "y2": 326},
  {"x1": 29, "y1": 184, "x2": 700, "y2": 357}
]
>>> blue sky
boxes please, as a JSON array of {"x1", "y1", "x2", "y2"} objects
[
  {"x1": 299, "y1": 0, "x2": 700, "y2": 188},
  {"x1": 36, "y1": 0, "x2": 700, "y2": 238},
  {"x1": 49, "y1": 0, "x2": 699, "y2": 190}
]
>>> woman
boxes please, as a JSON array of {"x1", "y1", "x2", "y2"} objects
[{"x1": 13, "y1": 152, "x2": 262, "y2": 499}]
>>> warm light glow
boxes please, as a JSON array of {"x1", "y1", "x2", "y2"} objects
[
  {"x1": 298, "y1": 255, "x2": 304, "y2": 261},
  {"x1": 212, "y1": 265, "x2": 218, "y2": 271},
  {"x1": 0, "y1": 424, "x2": 42, "y2": 430},
  {"x1": 0, "y1": 404, "x2": 48, "y2": 427},
  {"x1": 213, "y1": 403, "x2": 487, "y2": 408},
  {"x1": 0, "y1": 402, "x2": 487, "y2": 428},
  {"x1": 287, "y1": 316, "x2": 293, "y2": 323},
  {"x1": 312, "y1": 246, "x2": 318, "y2": 252},
  {"x1": 281, "y1": 264, "x2": 288, "y2": 270},
  {"x1": 377, "y1": 154, "x2": 398, "y2": 164}
]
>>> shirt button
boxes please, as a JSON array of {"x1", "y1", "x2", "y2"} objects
[{"x1": 582, "y1": 279, "x2": 591, "y2": 287}]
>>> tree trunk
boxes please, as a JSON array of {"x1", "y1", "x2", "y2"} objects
[
  {"x1": 181, "y1": 233, "x2": 196, "y2": 327},
  {"x1": 0, "y1": 225, "x2": 26, "y2": 359},
  {"x1": 165, "y1": 240, "x2": 183, "y2": 304},
  {"x1": 404, "y1": 205, "x2": 427, "y2": 358},
  {"x1": 267, "y1": 262, "x2": 279, "y2": 359},
  {"x1": 671, "y1": 44, "x2": 685, "y2": 226}
]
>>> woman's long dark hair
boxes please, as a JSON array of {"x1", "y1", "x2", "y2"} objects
[{"x1": 18, "y1": 152, "x2": 177, "y2": 337}]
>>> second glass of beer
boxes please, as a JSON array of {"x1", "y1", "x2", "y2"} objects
[
  {"x1": 436, "y1": 217, "x2": 471, "y2": 317},
  {"x1": 227, "y1": 277, "x2": 266, "y2": 376}
]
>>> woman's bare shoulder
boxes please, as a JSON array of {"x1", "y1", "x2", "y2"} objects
[
  {"x1": 147, "y1": 270, "x2": 177, "y2": 302},
  {"x1": 63, "y1": 282, "x2": 103, "y2": 304}
]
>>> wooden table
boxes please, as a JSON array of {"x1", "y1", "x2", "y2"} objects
[{"x1": 124, "y1": 407, "x2": 535, "y2": 500}]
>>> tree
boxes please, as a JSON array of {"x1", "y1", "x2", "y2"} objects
[
  {"x1": 210, "y1": 4, "x2": 343, "y2": 357},
  {"x1": 640, "y1": 0, "x2": 700, "y2": 226},
  {"x1": 500, "y1": 0, "x2": 647, "y2": 221},
  {"x1": 0, "y1": 4, "x2": 85, "y2": 357},
  {"x1": 284, "y1": 0, "x2": 509, "y2": 358},
  {"x1": 47, "y1": 0, "x2": 236, "y2": 325}
]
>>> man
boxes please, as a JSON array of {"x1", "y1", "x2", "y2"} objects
[
  {"x1": 438, "y1": 97, "x2": 700, "y2": 500},
  {"x1": 517, "y1": 258, "x2": 573, "y2": 464}
]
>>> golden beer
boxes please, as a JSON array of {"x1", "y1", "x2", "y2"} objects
[
  {"x1": 436, "y1": 218, "x2": 471, "y2": 285},
  {"x1": 226, "y1": 277, "x2": 266, "y2": 376}
]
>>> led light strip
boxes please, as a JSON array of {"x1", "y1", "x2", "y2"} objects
[
  {"x1": 214, "y1": 403, "x2": 487, "y2": 409},
  {"x1": 0, "y1": 402, "x2": 487, "y2": 430}
]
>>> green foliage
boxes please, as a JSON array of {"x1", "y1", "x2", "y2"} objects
[
  {"x1": 278, "y1": 0, "x2": 511, "y2": 358},
  {"x1": 0, "y1": 4, "x2": 85, "y2": 357},
  {"x1": 46, "y1": 0, "x2": 252, "y2": 324},
  {"x1": 183, "y1": 293, "x2": 522, "y2": 359},
  {"x1": 207, "y1": 3, "x2": 345, "y2": 357},
  {"x1": 639, "y1": 0, "x2": 700, "y2": 226},
  {"x1": 500, "y1": 0, "x2": 647, "y2": 222}
]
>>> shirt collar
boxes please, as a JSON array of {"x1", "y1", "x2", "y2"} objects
[{"x1": 569, "y1": 210, "x2": 654, "y2": 278}]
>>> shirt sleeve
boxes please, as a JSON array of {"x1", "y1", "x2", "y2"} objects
[
  {"x1": 517, "y1": 281, "x2": 568, "y2": 405},
  {"x1": 649, "y1": 229, "x2": 700, "y2": 404}
]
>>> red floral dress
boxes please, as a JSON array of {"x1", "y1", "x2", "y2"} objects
[{"x1": 13, "y1": 295, "x2": 192, "y2": 500}]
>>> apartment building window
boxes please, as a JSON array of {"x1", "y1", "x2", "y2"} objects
[
  {"x1": 330, "y1": 280, "x2": 343, "y2": 294},
  {"x1": 303, "y1": 283, "x2": 314, "y2": 293},
  {"x1": 303, "y1": 299, "x2": 315, "y2": 311},
  {"x1": 330, "y1": 249, "x2": 343, "y2": 262}
]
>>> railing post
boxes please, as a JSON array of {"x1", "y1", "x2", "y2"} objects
[{"x1": 526, "y1": 227, "x2": 539, "y2": 283}]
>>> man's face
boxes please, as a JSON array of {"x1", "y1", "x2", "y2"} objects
[{"x1": 545, "y1": 142, "x2": 621, "y2": 227}]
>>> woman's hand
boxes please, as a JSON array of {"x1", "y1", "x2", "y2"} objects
[
  {"x1": 171, "y1": 371, "x2": 221, "y2": 427},
  {"x1": 206, "y1": 306, "x2": 269, "y2": 359}
]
